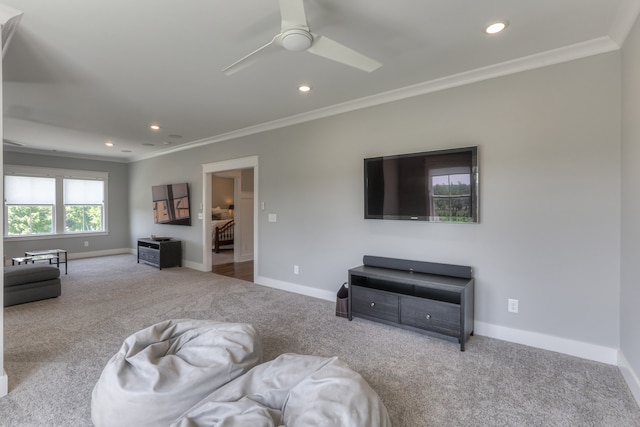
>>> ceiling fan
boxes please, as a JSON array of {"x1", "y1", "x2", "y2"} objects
[
  {"x1": 222, "y1": 0, "x2": 382, "y2": 75},
  {"x1": 3, "y1": 138, "x2": 25, "y2": 147}
]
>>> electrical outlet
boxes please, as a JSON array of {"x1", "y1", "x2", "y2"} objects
[
  {"x1": 508, "y1": 298, "x2": 519, "y2": 313},
  {"x1": 84, "y1": 241, "x2": 89, "y2": 247},
  {"x1": 293, "y1": 265, "x2": 299, "y2": 275}
]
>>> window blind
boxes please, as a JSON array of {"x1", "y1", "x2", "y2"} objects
[
  {"x1": 63, "y1": 179, "x2": 104, "y2": 204},
  {"x1": 5, "y1": 176, "x2": 55, "y2": 204}
]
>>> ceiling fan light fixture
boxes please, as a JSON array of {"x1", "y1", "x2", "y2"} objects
[
  {"x1": 485, "y1": 21, "x2": 508, "y2": 34},
  {"x1": 281, "y1": 29, "x2": 312, "y2": 51},
  {"x1": 222, "y1": 1, "x2": 381, "y2": 75}
]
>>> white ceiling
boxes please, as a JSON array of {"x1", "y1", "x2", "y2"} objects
[{"x1": 2, "y1": 0, "x2": 639, "y2": 162}]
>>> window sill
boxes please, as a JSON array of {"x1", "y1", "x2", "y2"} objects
[{"x1": 3, "y1": 231, "x2": 109, "y2": 242}]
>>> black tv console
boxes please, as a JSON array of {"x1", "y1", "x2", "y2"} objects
[
  {"x1": 348, "y1": 256, "x2": 474, "y2": 351},
  {"x1": 137, "y1": 238, "x2": 182, "y2": 270}
]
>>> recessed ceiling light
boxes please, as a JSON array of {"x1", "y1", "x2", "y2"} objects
[
  {"x1": 121, "y1": 150, "x2": 132, "y2": 153},
  {"x1": 142, "y1": 143, "x2": 155, "y2": 146},
  {"x1": 105, "y1": 141, "x2": 114, "y2": 147},
  {"x1": 162, "y1": 141, "x2": 171, "y2": 145},
  {"x1": 485, "y1": 21, "x2": 508, "y2": 34},
  {"x1": 150, "y1": 125, "x2": 160, "y2": 131},
  {"x1": 298, "y1": 85, "x2": 311, "y2": 93},
  {"x1": 168, "y1": 134, "x2": 182, "y2": 139}
]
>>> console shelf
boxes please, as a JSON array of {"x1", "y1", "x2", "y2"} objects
[
  {"x1": 348, "y1": 257, "x2": 474, "y2": 351},
  {"x1": 137, "y1": 238, "x2": 182, "y2": 270}
]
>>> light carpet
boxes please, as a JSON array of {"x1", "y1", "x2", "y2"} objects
[{"x1": 1, "y1": 254, "x2": 639, "y2": 426}]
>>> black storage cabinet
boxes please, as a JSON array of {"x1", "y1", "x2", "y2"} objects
[
  {"x1": 137, "y1": 238, "x2": 182, "y2": 270},
  {"x1": 348, "y1": 257, "x2": 474, "y2": 351}
]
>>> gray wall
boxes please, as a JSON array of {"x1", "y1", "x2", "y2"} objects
[
  {"x1": 621, "y1": 13, "x2": 640, "y2": 394},
  {"x1": 3, "y1": 152, "x2": 130, "y2": 259},
  {"x1": 129, "y1": 51, "x2": 622, "y2": 351},
  {"x1": 129, "y1": 152, "x2": 210, "y2": 262}
]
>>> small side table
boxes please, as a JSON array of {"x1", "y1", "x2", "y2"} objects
[
  {"x1": 25, "y1": 249, "x2": 68, "y2": 274},
  {"x1": 12, "y1": 254, "x2": 59, "y2": 267},
  {"x1": 12, "y1": 256, "x2": 33, "y2": 265}
]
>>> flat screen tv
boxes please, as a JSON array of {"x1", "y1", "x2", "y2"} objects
[
  {"x1": 152, "y1": 182, "x2": 191, "y2": 226},
  {"x1": 364, "y1": 146, "x2": 478, "y2": 223}
]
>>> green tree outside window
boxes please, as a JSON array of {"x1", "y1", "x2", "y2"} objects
[
  {"x1": 7, "y1": 205, "x2": 53, "y2": 235},
  {"x1": 65, "y1": 205, "x2": 102, "y2": 232}
]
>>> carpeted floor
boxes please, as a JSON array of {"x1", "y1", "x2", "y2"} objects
[{"x1": 1, "y1": 254, "x2": 639, "y2": 426}]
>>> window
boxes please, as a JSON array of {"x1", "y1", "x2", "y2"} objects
[
  {"x1": 4, "y1": 165, "x2": 108, "y2": 237},
  {"x1": 4, "y1": 176, "x2": 55, "y2": 235},
  {"x1": 64, "y1": 179, "x2": 104, "y2": 232}
]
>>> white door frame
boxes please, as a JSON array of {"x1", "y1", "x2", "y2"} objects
[{"x1": 202, "y1": 156, "x2": 258, "y2": 276}]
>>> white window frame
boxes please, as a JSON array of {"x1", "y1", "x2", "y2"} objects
[{"x1": 4, "y1": 165, "x2": 109, "y2": 240}]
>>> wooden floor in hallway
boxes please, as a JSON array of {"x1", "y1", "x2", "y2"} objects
[{"x1": 212, "y1": 260, "x2": 254, "y2": 282}]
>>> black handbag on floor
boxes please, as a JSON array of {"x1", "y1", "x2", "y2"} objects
[{"x1": 335, "y1": 282, "x2": 349, "y2": 318}]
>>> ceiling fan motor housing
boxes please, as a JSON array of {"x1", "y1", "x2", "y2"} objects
[
  {"x1": 222, "y1": 0, "x2": 381, "y2": 75},
  {"x1": 281, "y1": 28, "x2": 312, "y2": 51}
]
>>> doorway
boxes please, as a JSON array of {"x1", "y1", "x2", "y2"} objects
[{"x1": 202, "y1": 156, "x2": 258, "y2": 281}]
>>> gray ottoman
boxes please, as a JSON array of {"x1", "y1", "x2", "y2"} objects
[{"x1": 4, "y1": 264, "x2": 61, "y2": 307}]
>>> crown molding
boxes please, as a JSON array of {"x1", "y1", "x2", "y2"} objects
[
  {"x1": 132, "y1": 36, "x2": 620, "y2": 163},
  {"x1": 3, "y1": 145, "x2": 127, "y2": 163},
  {"x1": 609, "y1": 0, "x2": 640, "y2": 46}
]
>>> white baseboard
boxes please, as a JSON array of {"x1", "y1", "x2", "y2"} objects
[
  {"x1": 127, "y1": 250, "x2": 205, "y2": 272},
  {"x1": 251, "y1": 278, "x2": 619, "y2": 366},
  {"x1": 0, "y1": 369, "x2": 7, "y2": 397},
  {"x1": 255, "y1": 276, "x2": 335, "y2": 302},
  {"x1": 474, "y1": 321, "x2": 618, "y2": 365},
  {"x1": 619, "y1": 351, "x2": 640, "y2": 407},
  {"x1": 183, "y1": 260, "x2": 206, "y2": 271},
  {"x1": 237, "y1": 254, "x2": 253, "y2": 263},
  {"x1": 69, "y1": 248, "x2": 131, "y2": 260},
  {"x1": 105, "y1": 256, "x2": 633, "y2": 386},
  {"x1": 3, "y1": 248, "x2": 132, "y2": 266}
]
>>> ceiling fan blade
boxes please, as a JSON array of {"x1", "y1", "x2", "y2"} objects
[
  {"x1": 222, "y1": 35, "x2": 281, "y2": 75},
  {"x1": 307, "y1": 33, "x2": 382, "y2": 72},
  {"x1": 3, "y1": 138, "x2": 25, "y2": 147},
  {"x1": 279, "y1": 0, "x2": 308, "y2": 31}
]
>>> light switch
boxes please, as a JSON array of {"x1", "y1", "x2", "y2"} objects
[
  {"x1": 197, "y1": 213, "x2": 203, "y2": 220},
  {"x1": 268, "y1": 213, "x2": 277, "y2": 222}
]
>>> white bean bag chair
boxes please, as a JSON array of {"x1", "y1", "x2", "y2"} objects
[
  {"x1": 91, "y1": 320, "x2": 262, "y2": 427},
  {"x1": 171, "y1": 353, "x2": 392, "y2": 427}
]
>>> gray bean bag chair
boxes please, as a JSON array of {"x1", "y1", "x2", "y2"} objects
[
  {"x1": 91, "y1": 319, "x2": 262, "y2": 427},
  {"x1": 171, "y1": 353, "x2": 392, "y2": 427}
]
